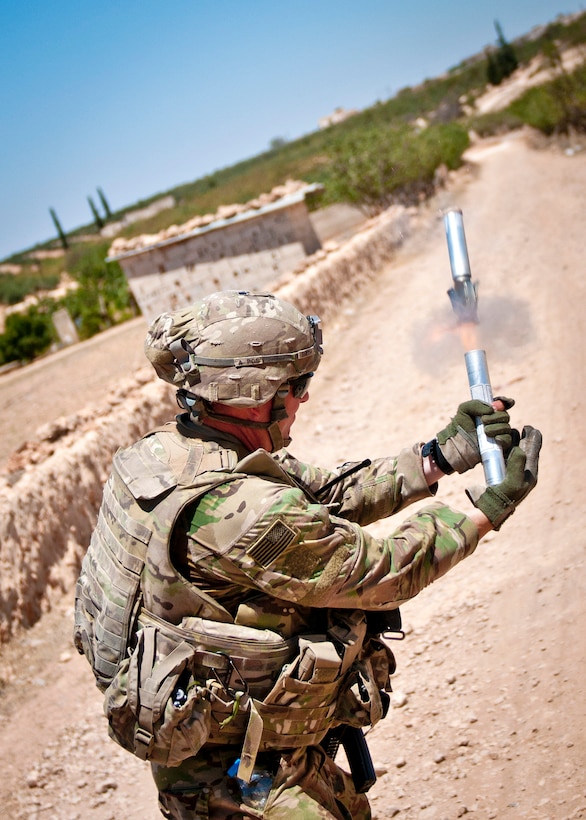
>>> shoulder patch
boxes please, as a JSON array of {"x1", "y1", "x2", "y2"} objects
[{"x1": 246, "y1": 518, "x2": 299, "y2": 567}]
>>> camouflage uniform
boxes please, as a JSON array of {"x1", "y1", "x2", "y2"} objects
[
  {"x1": 136, "y1": 414, "x2": 477, "y2": 818},
  {"x1": 74, "y1": 292, "x2": 481, "y2": 820},
  {"x1": 153, "y1": 746, "x2": 370, "y2": 819},
  {"x1": 174, "y1": 420, "x2": 478, "y2": 614}
]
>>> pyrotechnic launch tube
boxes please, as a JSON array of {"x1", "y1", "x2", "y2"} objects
[
  {"x1": 465, "y1": 349, "x2": 506, "y2": 485},
  {"x1": 443, "y1": 208, "x2": 505, "y2": 485}
]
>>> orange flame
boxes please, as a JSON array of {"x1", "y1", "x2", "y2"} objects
[{"x1": 457, "y1": 321, "x2": 479, "y2": 352}]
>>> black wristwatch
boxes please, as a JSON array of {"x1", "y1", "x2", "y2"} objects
[{"x1": 422, "y1": 438, "x2": 455, "y2": 475}]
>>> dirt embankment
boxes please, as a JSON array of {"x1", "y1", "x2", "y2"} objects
[{"x1": 0, "y1": 129, "x2": 585, "y2": 820}]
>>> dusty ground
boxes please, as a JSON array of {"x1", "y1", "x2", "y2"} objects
[{"x1": 0, "y1": 128, "x2": 585, "y2": 820}]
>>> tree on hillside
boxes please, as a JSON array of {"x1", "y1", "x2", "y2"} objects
[
  {"x1": 486, "y1": 20, "x2": 519, "y2": 86},
  {"x1": 49, "y1": 207, "x2": 68, "y2": 250},
  {"x1": 88, "y1": 196, "x2": 104, "y2": 230},
  {"x1": 495, "y1": 20, "x2": 518, "y2": 76},
  {"x1": 269, "y1": 136, "x2": 288, "y2": 151},
  {"x1": 97, "y1": 187, "x2": 113, "y2": 219},
  {"x1": 486, "y1": 48, "x2": 501, "y2": 86}
]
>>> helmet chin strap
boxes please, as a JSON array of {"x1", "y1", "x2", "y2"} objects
[
  {"x1": 265, "y1": 386, "x2": 290, "y2": 450},
  {"x1": 266, "y1": 420, "x2": 286, "y2": 451},
  {"x1": 178, "y1": 387, "x2": 290, "y2": 451}
]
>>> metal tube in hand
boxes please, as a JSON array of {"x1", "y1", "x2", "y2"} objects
[{"x1": 465, "y1": 349, "x2": 506, "y2": 485}]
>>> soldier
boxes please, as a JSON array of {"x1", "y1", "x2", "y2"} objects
[{"x1": 74, "y1": 290, "x2": 541, "y2": 819}]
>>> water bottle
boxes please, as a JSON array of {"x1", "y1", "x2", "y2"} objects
[{"x1": 227, "y1": 759, "x2": 273, "y2": 810}]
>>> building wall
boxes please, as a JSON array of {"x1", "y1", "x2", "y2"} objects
[{"x1": 116, "y1": 198, "x2": 322, "y2": 322}]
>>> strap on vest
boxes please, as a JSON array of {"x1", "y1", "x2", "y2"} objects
[
  {"x1": 131, "y1": 629, "x2": 195, "y2": 760},
  {"x1": 237, "y1": 699, "x2": 264, "y2": 783}
]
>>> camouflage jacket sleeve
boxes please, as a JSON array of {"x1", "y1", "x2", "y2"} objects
[
  {"x1": 185, "y1": 465, "x2": 479, "y2": 611},
  {"x1": 274, "y1": 443, "x2": 434, "y2": 526}
]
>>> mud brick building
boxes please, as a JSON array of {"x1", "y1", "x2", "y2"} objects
[{"x1": 108, "y1": 183, "x2": 323, "y2": 322}]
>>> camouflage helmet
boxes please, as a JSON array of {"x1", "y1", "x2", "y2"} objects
[{"x1": 144, "y1": 290, "x2": 323, "y2": 407}]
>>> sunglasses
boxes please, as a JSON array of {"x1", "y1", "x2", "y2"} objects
[{"x1": 289, "y1": 372, "x2": 314, "y2": 399}]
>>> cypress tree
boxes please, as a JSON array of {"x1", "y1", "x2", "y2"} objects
[
  {"x1": 486, "y1": 21, "x2": 518, "y2": 86},
  {"x1": 88, "y1": 196, "x2": 104, "y2": 230},
  {"x1": 486, "y1": 48, "x2": 502, "y2": 86},
  {"x1": 49, "y1": 207, "x2": 68, "y2": 250},
  {"x1": 494, "y1": 20, "x2": 518, "y2": 80},
  {"x1": 97, "y1": 187, "x2": 113, "y2": 219}
]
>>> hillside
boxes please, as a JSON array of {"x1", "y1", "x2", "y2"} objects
[
  {"x1": 3, "y1": 9, "x2": 585, "y2": 270},
  {"x1": 1, "y1": 10, "x2": 584, "y2": 383}
]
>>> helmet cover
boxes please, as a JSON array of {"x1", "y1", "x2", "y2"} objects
[{"x1": 145, "y1": 290, "x2": 322, "y2": 407}]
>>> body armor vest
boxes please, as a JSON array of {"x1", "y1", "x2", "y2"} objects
[{"x1": 74, "y1": 423, "x2": 392, "y2": 779}]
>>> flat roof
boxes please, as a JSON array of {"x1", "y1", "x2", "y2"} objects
[{"x1": 106, "y1": 183, "x2": 323, "y2": 262}]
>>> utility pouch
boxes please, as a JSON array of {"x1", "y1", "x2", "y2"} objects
[
  {"x1": 242, "y1": 613, "x2": 372, "y2": 760},
  {"x1": 104, "y1": 625, "x2": 212, "y2": 767},
  {"x1": 206, "y1": 634, "x2": 342, "y2": 757},
  {"x1": 334, "y1": 656, "x2": 384, "y2": 729},
  {"x1": 251, "y1": 635, "x2": 342, "y2": 750},
  {"x1": 363, "y1": 637, "x2": 396, "y2": 692}
]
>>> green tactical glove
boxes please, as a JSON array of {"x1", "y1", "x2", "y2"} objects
[
  {"x1": 465, "y1": 425, "x2": 542, "y2": 530},
  {"x1": 435, "y1": 397, "x2": 515, "y2": 474}
]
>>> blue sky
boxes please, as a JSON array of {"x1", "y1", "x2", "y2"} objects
[{"x1": 1, "y1": 0, "x2": 582, "y2": 260}]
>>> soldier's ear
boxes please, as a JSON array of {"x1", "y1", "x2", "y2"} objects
[{"x1": 247, "y1": 401, "x2": 272, "y2": 422}]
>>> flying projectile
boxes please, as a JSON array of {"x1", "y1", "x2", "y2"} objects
[{"x1": 443, "y1": 209, "x2": 478, "y2": 324}]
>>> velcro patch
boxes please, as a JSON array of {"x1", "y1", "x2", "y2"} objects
[{"x1": 246, "y1": 518, "x2": 299, "y2": 567}]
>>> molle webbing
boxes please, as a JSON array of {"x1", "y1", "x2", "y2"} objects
[
  {"x1": 74, "y1": 430, "x2": 240, "y2": 692},
  {"x1": 74, "y1": 469, "x2": 153, "y2": 689}
]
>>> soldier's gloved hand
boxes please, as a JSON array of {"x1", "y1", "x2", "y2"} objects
[
  {"x1": 465, "y1": 425, "x2": 542, "y2": 530},
  {"x1": 435, "y1": 397, "x2": 515, "y2": 474}
]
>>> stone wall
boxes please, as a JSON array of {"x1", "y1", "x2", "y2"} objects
[{"x1": 110, "y1": 185, "x2": 323, "y2": 323}]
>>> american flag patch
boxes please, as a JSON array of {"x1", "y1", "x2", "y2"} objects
[{"x1": 246, "y1": 518, "x2": 299, "y2": 567}]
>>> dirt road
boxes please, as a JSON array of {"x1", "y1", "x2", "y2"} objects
[{"x1": 0, "y1": 129, "x2": 585, "y2": 819}]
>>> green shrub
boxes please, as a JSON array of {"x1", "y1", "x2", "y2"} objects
[
  {"x1": 0, "y1": 272, "x2": 60, "y2": 305},
  {"x1": 425, "y1": 122, "x2": 471, "y2": 169},
  {"x1": 326, "y1": 122, "x2": 470, "y2": 214},
  {"x1": 0, "y1": 306, "x2": 55, "y2": 365},
  {"x1": 62, "y1": 241, "x2": 138, "y2": 340},
  {"x1": 510, "y1": 85, "x2": 564, "y2": 134},
  {"x1": 510, "y1": 63, "x2": 586, "y2": 134},
  {"x1": 466, "y1": 109, "x2": 525, "y2": 137}
]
